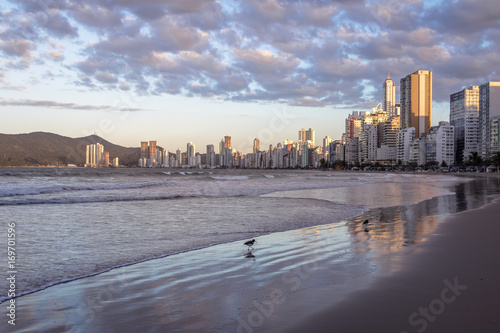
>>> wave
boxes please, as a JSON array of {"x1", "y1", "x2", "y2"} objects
[
  {"x1": 0, "y1": 181, "x2": 171, "y2": 198},
  {"x1": 0, "y1": 194, "x2": 188, "y2": 206},
  {"x1": 210, "y1": 175, "x2": 250, "y2": 181}
]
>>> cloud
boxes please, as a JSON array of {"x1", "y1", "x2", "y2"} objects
[
  {"x1": 1, "y1": 0, "x2": 499, "y2": 109},
  {"x1": 47, "y1": 50, "x2": 64, "y2": 61},
  {"x1": 0, "y1": 39, "x2": 35, "y2": 57},
  {"x1": 0, "y1": 99, "x2": 147, "y2": 112},
  {"x1": 290, "y1": 97, "x2": 327, "y2": 107}
]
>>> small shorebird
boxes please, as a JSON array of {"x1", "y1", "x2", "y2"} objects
[
  {"x1": 363, "y1": 220, "x2": 369, "y2": 232},
  {"x1": 244, "y1": 239, "x2": 256, "y2": 250}
]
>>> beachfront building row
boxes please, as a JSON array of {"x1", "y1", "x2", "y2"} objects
[
  {"x1": 331, "y1": 70, "x2": 443, "y2": 166},
  {"x1": 137, "y1": 131, "x2": 331, "y2": 169},
  {"x1": 450, "y1": 82, "x2": 500, "y2": 164},
  {"x1": 336, "y1": 108, "x2": 454, "y2": 167},
  {"x1": 397, "y1": 122, "x2": 455, "y2": 166},
  {"x1": 85, "y1": 143, "x2": 118, "y2": 168},
  {"x1": 331, "y1": 72, "x2": 499, "y2": 167},
  {"x1": 138, "y1": 141, "x2": 169, "y2": 168}
]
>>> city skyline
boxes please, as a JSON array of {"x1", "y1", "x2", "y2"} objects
[{"x1": 1, "y1": 0, "x2": 499, "y2": 151}]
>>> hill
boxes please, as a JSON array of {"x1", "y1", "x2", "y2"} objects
[{"x1": 0, "y1": 132, "x2": 140, "y2": 167}]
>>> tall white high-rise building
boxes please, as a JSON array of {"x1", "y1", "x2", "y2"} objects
[
  {"x1": 345, "y1": 137, "x2": 359, "y2": 164},
  {"x1": 86, "y1": 143, "x2": 104, "y2": 167},
  {"x1": 396, "y1": 127, "x2": 416, "y2": 164},
  {"x1": 206, "y1": 144, "x2": 216, "y2": 168},
  {"x1": 436, "y1": 122, "x2": 455, "y2": 166},
  {"x1": 323, "y1": 136, "x2": 332, "y2": 154},
  {"x1": 359, "y1": 110, "x2": 388, "y2": 163},
  {"x1": 175, "y1": 148, "x2": 181, "y2": 167},
  {"x1": 162, "y1": 150, "x2": 169, "y2": 167},
  {"x1": 450, "y1": 86, "x2": 480, "y2": 164},
  {"x1": 383, "y1": 74, "x2": 396, "y2": 117},
  {"x1": 187, "y1": 142, "x2": 195, "y2": 166},
  {"x1": 479, "y1": 82, "x2": 500, "y2": 159},
  {"x1": 364, "y1": 124, "x2": 379, "y2": 162}
]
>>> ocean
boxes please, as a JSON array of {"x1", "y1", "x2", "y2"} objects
[{"x1": 0, "y1": 167, "x2": 497, "y2": 308}]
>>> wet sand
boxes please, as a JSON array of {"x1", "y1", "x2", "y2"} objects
[{"x1": 290, "y1": 196, "x2": 500, "y2": 333}]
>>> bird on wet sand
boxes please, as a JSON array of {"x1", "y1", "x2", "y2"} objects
[
  {"x1": 244, "y1": 239, "x2": 256, "y2": 250},
  {"x1": 363, "y1": 219, "x2": 369, "y2": 232}
]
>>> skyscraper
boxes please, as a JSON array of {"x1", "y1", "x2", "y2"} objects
[
  {"x1": 187, "y1": 142, "x2": 195, "y2": 166},
  {"x1": 450, "y1": 86, "x2": 480, "y2": 164},
  {"x1": 148, "y1": 141, "x2": 157, "y2": 159},
  {"x1": 298, "y1": 128, "x2": 315, "y2": 146},
  {"x1": 383, "y1": 74, "x2": 396, "y2": 117},
  {"x1": 306, "y1": 128, "x2": 315, "y2": 146},
  {"x1": 345, "y1": 111, "x2": 367, "y2": 140},
  {"x1": 359, "y1": 110, "x2": 388, "y2": 162},
  {"x1": 85, "y1": 143, "x2": 105, "y2": 167},
  {"x1": 479, "y1": 82, "x2": 500, "y2": 159},
  {"x1": 176, "y1": 148, "x2": 181, "y2": 167},
  {"x1": 140, "y1": 142, "x2": 148, "y2": 159},
  {"x1": 253, "y1": 138, "x2": 260, "y2": 154},
  {"x1": 323, "y1": 136, "x2": 332, "y2": 155},
  {"x1": 396, "y1": 127, "x2": 416, "y2": 164},
  {"x1": 206, "y1": 144, "x2": 215, "y2": 168},
  {"x1": 400, "y1": 70, "x2": 433, "y2": 138},
  {"x1": 224, "y1": 136, "x2": 232, "y2": 149},
  {"x1": 383, "y1": 116, "x2": 400, "y2": 148},
  {"x1": 298, "y1": 128, "x2": 306, "y2": 142},
  {"x1": 220, "y1": 136, "x2": 233, "y2": 168}
]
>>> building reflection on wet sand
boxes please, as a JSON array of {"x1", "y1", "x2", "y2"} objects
[{"x1": 345, "y1": 176, "x2": 500, "y2": 274}]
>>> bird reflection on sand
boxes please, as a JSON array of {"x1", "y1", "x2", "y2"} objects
[{"x1": 244, "y1": 251, "x2": 255, "y2": 259}]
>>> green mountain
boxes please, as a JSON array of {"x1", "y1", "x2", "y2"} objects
[{"x1": 0, "y1": 132, "x2": 140, "y2": 167}]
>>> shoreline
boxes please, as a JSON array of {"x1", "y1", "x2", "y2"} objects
[{"x1": 289, "y1": 196, "x2": 500, "y2": 333}]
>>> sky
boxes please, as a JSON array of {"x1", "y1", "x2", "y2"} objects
[{"x1": 0, "y1": 0, "x2": 499, "y2": 154}]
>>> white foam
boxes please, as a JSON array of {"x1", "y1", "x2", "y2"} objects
[
  {"x1": 210, "y1": 176, "x2": 250, "y2": 181},
  {"x1": 0, "y1": 182, "x2": 169, "y2": 198},
  {"x1": 0, "y1": 195, "x2": 182, "y2": 206}
]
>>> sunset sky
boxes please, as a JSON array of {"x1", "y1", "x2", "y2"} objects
[{"x1": 1, "y1": 0, "x2": 499, "y2": 153}]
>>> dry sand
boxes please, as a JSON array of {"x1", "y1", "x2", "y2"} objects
[{"x1": 290, "y1": 196, "x2": 500, "y2": 333}]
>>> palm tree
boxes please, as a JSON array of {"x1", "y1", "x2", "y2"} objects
[
  {"x1": 467, "y1": 151, "x2": 482, "y2": 166},
  {"x1": 491, "y1": 152, "x2": 500, "y2": 167}
]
